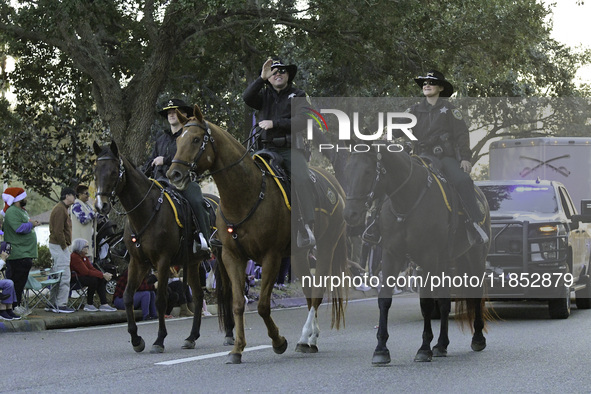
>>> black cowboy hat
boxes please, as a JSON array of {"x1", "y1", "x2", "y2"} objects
[
  {"x1": 158, "y1": 99, "x2": 194, "y2": 117},
  {"x1": 414, "y1": 70, "x2": 454, "y2": 97},
  {"x1": 270, "y1": 60, "x2": 297, "y2": 84}
]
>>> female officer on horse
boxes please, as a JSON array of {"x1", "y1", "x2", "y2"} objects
[{"x1": 409, "y1": 70, "x2": 488, "y2": 244}]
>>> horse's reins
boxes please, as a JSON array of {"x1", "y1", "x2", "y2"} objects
[
  {"x1": 96, "y1": 153, "x2": 167, "y2": 248},
  {"x1": 171, "y1": 119, "x2": 269, "y2": 259},
  {"x1": 171, "y1": 121, "x2": 253, "y2": 181}
]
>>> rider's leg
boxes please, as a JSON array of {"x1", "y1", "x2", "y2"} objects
[
  {"x1": 440, "y1": 157, "x2": 488, "y2": 244},
  {"x1": 180, "y1": 182, "x2": 211, "y2": 251},
  {"x1": 286, "y1": 149, "x2": 316, "y2": 248}
]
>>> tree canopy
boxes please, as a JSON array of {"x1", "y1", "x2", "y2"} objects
[{"x1": 0, "y1": 0, "x2": 589, "y2": 198}]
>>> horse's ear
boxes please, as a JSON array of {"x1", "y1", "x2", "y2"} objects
[
  {"x1": 93, "y1": 141, "x2": 102, "y2": 156},
  {"x1": 177, "y1": 109, "x2": 189, "y2": 125},
  {"x1": 110, "y1": 140, "x2": 119, "y2": 156},
  {"x1": 193, "y1": 104, "x2": 204, "y2": 123}
]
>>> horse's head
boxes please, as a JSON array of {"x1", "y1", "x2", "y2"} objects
[
  {"x1": 167, "y1": 104, "x2": 216, "y2": 190},
  {"x1": 343, "y1": 151, "x2": 382, "y2": 227},
  {"x1": 93, "y1": 140, "x2": 122, "y2": 215}
]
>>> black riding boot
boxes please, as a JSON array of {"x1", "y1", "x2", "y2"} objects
[{"x1": 180, "y1": 182, "x2": 211, "y2": 252}]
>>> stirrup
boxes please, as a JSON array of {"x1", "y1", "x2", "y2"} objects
[
  {"x1": 362, "y1": 224, "x2": 381, "y2": 244},
  {"x1": 297, "y1": 224, "x2": 316, "y2": 249},
  {"x1": 193, "y1": 232, "x2": 210, "y2": 253},
  {"x1": 471, "y1": 222, "x2": 489, "y2": 244}
]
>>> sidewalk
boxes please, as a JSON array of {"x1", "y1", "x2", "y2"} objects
[{"x1": 0, "y1": 286, "x2": 384, "y2": 333}]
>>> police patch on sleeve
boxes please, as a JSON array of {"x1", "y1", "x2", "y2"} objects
[{"x1": 452, "y1": 109, "x2": 463, "y2": 120}]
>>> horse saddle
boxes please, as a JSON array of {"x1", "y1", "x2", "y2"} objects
[{"x1": 253, "y1": 151, "x2": 340, "y2": 216}]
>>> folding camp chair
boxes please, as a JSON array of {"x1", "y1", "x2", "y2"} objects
[
  {"x1": 68, "y1": 272, "x2": 89, "y2": 310},
  {"x1": 23, "y1": 269, "x2": 63, "y2": 312}
]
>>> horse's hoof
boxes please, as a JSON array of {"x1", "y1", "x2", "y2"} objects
[
  {"x1": 371, "y1": 349, "x2": 391, "y2": 365},
  {"x1": 295, "y1": 343, "x2": 318, "y2": 353},
  {"x1": 432, "y1": 345, "x2": 447, "y2": 357},
  {"x1": 295, "y1": 343, "x2": 310, "y2": 353},
  {"x1": 471, "y1": 338, "x2": 486, "y2": 352},
  {"x1": 182, "y1": 340, "x2": 195, "y2": 349},
  {"x1": 273, "y1": 338, "x2": 288, "y2": 354},
  {"x1": 132, "y1": 337, "x2": 145, "y2": 353},
  {"x1": 225, "y1": 353, "x2": 242, "y2": 364},
  {"x1": 223, "y1": 336, "x2": 235, "y2": 346},
  {"x1": 150, "y1": 344, "x2": 165, "y2": 354},
  {"x1": 414, "y1": 349, "x2": 433, "y2": 362}
]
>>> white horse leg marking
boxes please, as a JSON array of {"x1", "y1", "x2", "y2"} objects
[
  {"x1": 297, "y1": 306, "x2": 316, "y2": 345},
  {"x1": 309, "y1": 311, "x2": 320, "y2": 347}
]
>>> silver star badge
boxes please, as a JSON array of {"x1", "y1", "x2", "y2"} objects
[{"x1": 440, "y1": 106, "x2": 448, "y2": 114}]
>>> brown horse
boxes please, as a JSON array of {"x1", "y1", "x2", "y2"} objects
[
  {"x1": 93, "y1": 141, "x2": 214, "y2": 353},
  {"x1": 166, "y1": 105, "x2": 348, "y2": 364},
  {"x1": 343, "y1": 146, "x2": 492, "y2": 364}
]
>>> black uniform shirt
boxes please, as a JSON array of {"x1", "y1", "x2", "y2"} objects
[{"x1": 409, "y1": 98, "x2": 471, "y2": 161}]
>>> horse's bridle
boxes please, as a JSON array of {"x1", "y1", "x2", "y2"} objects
[
  {"x1": 96, "y1": 154, "x2": 125, "y2": 199},
  {"x1": 171, "y1": 121, "x2": 216, "y2": 179},
  {"x1": 96, "y1": 153, "x2": 157, "y2": 216},
  {"x1": 346, "y1": 152, "x2": 386, "y2": 209},
  {"x1": 171, "y1": 120, "x2": 255, "y2": 181}
]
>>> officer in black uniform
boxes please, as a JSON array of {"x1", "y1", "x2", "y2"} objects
[
  {"x1": 145, "y1": 98, "x2": 210, "y2": 252},
  {"x1": 242, "y1": 58, "x2": 315, "y2": 248},
  {"x1": 409, "y1": 70, "x2": 488, "y2": 244}
]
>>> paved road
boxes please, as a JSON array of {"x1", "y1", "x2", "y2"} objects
[{"x1": 4, "y1": 294, "x2": 591, "y2": 393}]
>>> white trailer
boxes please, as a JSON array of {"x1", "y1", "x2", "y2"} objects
[{"x1": 489, "y1": 137, "x2": 591, "y2": 211}]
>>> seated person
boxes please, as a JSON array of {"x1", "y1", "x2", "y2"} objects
[
  {"x1": 113, "y1": 268, "x2": 157, "y2": 321},
  {"x1": 0, "y1": 242, "x2": 21, "y2": 320},
  {"x1": 165, "y1": 266, "x2": 193, "y2": 317},
  {"x1": 70, "y1": 238, "x2": 116, "y2": 312}
]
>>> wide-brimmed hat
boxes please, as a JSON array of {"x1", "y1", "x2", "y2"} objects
[
  {"x1": 270, "y1": 60, "x2": 297, "y2": 84},
  {"x1": 414, "y1": 70, "x2": 454, "y2": 97},
  {"x1": 158, "y1": 99, "x2": 194, "y2": 118}
]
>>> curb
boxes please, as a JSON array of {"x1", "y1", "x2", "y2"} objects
[{"x1": 0, "y1": 286, "x2": 382, "y2": 333}]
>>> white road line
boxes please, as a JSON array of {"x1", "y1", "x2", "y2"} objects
[{"x1": 155, "y1": 345, "x2": 272, "y2": 365}]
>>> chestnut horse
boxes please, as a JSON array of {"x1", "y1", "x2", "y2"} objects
[
  {"x1": 94, "y1": 141, "x2": 220, "y2": 353},
  {"x1": 167, "y1": 105, "x2": 348, "y2": 364},
  {"x1": 343, "y1": 147, "x2": 492, "y2": 364}
]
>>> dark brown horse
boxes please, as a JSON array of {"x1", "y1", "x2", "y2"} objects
[
  {"x1": 93, "y1": 141, "x2": 214, "y2": 353},
  {"x1": 343, "y1": 146, "x2": 492, "y2": 364},
  {"x1": 166, "y1": 105, "x2": 348, "y2": 364}
]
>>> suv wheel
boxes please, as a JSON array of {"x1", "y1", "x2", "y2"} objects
[
  {"x1": 548, "y1": 282, "x2": 571, "y2": 319},
  {"x1": 575, "y1": 274, "x2": 591, "y2": 309}
]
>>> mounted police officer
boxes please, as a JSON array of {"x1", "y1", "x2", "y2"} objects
[
  {"x1": 409, "y1": 70, "x2": 488, "y2": 244},
  {"x1": 145, "y1": 98, "x2": 210, "y2": 252},
  {"x1": 242, "y1": 58, "x2": 316, "y2": 248}
]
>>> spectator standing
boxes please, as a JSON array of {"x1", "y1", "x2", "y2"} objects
[
  {"x1": 0, "y1": 242, "x2": 22, "y2": 320},
  {"x1": 48, "y1": 187, "x2": 76, "y2": 313},
  {"x1": 2, "y1": 187, "x2": 40, "y2": 315},
  {"x1": 70, "y1": 238, "x2": 116, "y2": 312},
  {"x1": 70, "y1": 185, "x2": 97, "y2": 262}
]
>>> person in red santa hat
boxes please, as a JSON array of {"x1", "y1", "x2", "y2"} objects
[{"x1": 2, "y1": 187, "x2": 41, "y2": 315}]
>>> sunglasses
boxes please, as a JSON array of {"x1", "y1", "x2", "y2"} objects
[
  {"x1": 272, "y1": 68, "x2": 288, "y2": 75},
  {"x1": 423, "y1": 80, "x2": 440, "y2": 86}
]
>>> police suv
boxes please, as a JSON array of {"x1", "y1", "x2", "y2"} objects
[{"x1": 476, "y1": 179, "x2": 591, "y2": 319}]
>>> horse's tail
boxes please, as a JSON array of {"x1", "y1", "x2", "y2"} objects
[
  {"x1": 329, "y1": 232, "x2": 349, "y2": 330},
  {"x1": 454, "y1": 296, "x2": 494, "y2": 333},
  {"x1": 215, "y1": 254, "x2": 234, "y2": 333}
]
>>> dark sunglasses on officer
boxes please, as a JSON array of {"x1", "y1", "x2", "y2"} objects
[
  {"x1": 423, "y1": 80, "x2": 440, "y2": 86},
  {"x1": 272, "y1": 68, "x2": 288, "y2": 75}
]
